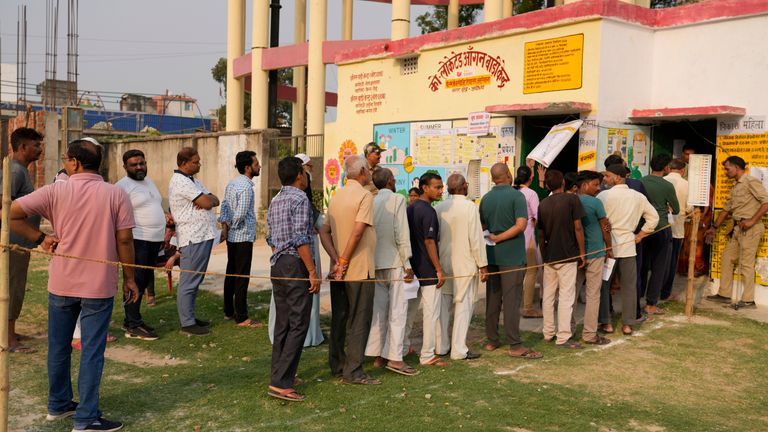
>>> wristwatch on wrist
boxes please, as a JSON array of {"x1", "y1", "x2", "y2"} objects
[{"x1": 35, "y1": 232, "x2": 46, "y2": 246}]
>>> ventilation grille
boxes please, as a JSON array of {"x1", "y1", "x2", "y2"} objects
[{"x1": 400, "y1": 56, "x2": 418, "y2": 75}]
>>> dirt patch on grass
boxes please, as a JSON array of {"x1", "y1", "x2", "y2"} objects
[
  {"x1": 666, "y1": 314, "x2": 731, "y2": 326},
  {"x1": 8, "y1": 386, "x2": 43, "y2": 432},
  {"x1": 105, "y1": 345, "x2": 188, "y2": 367}
]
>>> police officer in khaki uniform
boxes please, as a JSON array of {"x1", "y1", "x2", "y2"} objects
[
  {"x1": 706, "y1": 156, "x2": 768, "y2": 309},
  {"x1": 363, "y1": 142, "x2": 383, "y2": 196}
]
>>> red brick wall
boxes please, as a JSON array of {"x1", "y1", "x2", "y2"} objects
[{"x1": 6, "y1": 110, "x2": 48, "y2": 189}]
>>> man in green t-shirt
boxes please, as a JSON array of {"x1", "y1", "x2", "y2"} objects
[{"x1": 479, "y1": 163, "x2": 541, "y2": 360}]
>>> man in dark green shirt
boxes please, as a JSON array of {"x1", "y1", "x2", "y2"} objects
[
  {"x1": 479, "y1": 163, "x2": 541, "y2": 360},
  {"x1": 638, "y1": 154, "x2": 680, "y2": 316}
]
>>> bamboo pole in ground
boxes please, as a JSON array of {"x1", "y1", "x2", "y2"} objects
[
  {"x1": 0, "y1": 156, "x2": 11, "y2": 432},
  {"x1": 685, "y1": 207, "x2": 702, "y2": 318}
]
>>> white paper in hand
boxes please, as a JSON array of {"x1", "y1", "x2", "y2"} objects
[
  {"x1": 403, "y1": 278, "x2": 420, "y2": 300},
  {"x1": 602, "y1": 258, "x2": 616, "y2": 281},
  {"x1": 483, "y1": 230, "x2": 496, "y2": 246}
]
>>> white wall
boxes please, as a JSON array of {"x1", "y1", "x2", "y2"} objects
[
  {"x1": 0, "y1": 63, "x2": 18, "y2": 103},
  {"x1": 650, "y1": 15, "x2": 768, "y2": 115}
]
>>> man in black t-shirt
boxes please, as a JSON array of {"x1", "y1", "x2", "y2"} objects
[
  {"x1": 407, "y1": 172, "x2": 446, "y2": 367},
  {"x1": 538, "y1": 170, "x2": 586, "y2": 349}
]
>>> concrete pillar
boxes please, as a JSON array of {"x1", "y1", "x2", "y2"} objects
[
  {"x1": 484, "y1": 0, "x2": 503, "y2": 22},
  {"x1": 342, "y1": 0, "x2": 353, "y2": 40},
  {"x1": 251, "y1": 0, "x2": 270, "y2": 129},
  {"x1": 307, "y1": 0, "x2": 327, "y2": 136},
  {"x1": 391, "y1": 0, "x2": 410, "y2": 41},
  {"x1": 292, "y1": 0, "x2": 307, "y2": 137},
  {"x1": 226, "y1": 0, "x2": 245, "y2": 131},
  {"x1": 502, "y1": 0, "x2": 512, "y2": 18},
  {"x1": 447, "y1": 0, "x2": 459, "y2": 29}
]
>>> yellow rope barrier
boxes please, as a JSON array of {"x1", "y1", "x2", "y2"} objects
[{"x1": 0, "y1": 224, "x2": 671, "y2": 284}]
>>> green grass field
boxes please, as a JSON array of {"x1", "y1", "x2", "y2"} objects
[{"x1": 9, "y1": 262, "x2": 768, "y2": 432}]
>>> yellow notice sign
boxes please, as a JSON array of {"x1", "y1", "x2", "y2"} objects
[
  {"x1": 714, "y1": 132, "x2": 768, "y2": 208},
  {"x1": 523, "y1": 34, "x2": 584, "y2": 94}
]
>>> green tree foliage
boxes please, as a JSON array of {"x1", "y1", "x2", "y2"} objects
[
  {"x1": 514, "y1": 0, "x2": 544, "y2": 15},
  {"x1": 651, "y1": 0, "x2": 700, "y2": 8},
  {"x1": 415, "y1": 5, "x2": 482, "y2": 34}
]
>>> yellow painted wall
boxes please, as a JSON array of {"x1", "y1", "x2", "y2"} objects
[{"x1": 324, "y1": 20, "x2": 602, "y2": 191}]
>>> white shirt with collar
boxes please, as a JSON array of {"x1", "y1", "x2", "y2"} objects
[
  {"x1": 168, "y1": 171, "x2": 217, "y2": 247},
  {"x1": 663, "y1": 171, "x2": 692, "y2": 239},
  {"x1": 597, "y1": 184, "x2": 659, "y2": 258},
  {"x1": 373, "y1": 188, "x2": 412, "y2": 271},
  {"x1": 435, "y1": 194, "x2": 488, "y2": 302}
]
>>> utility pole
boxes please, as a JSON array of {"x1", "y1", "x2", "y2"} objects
[{"x1": 268, "y1": 0, "x2": 281, "y2": 128}]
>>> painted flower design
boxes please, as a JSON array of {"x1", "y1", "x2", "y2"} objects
[
  {"x1": 325, "y1": 158, "x2": 341, "y2": 185},
  {"x1": 338, "y1": 140, "x2": 358, "y2": 165}
]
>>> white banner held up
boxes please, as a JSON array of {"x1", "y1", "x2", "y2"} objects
[{"x1": 527, "y1": 119, "x2": 583, "y2": 167}]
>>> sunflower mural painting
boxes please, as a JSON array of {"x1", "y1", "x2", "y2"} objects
[{"x1": 323, "y1": 158, "x2": 341, "y2": 208}]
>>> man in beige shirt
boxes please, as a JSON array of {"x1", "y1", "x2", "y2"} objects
[
  {"x1": 435, "y1": 174, "x2": 488, "y2": 360},
  {"x1": 364, "y1": 168, "x2": 418, "y2": 376},
  {"x1": 662, "y1": 158, "x2": 693, "y2": 300},
  {"x1": 320, "y1": 155, "x2": 380, "y2": 385},
  {"x1": 706, "y1": 156, "x2": 768, "y2": 309},
  {"x1": 597, "y1": 164, "x2": 659, "y2": 335}
]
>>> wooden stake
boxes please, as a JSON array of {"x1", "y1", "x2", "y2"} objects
[
  {"x1": 685, "y1": 207, "x2": 702, "y2": 319},
  {"x1": 0, "y1": 156, "x2": 11, "y2": 432}
]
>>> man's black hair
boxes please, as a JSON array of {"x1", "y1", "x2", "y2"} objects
[
  {"x1": 277, "y1": 156, "x2": 304, "y2": 186},
  {"x1": 235, "y1": 150, "x2": 257, "y2": 174},
  {"x1": 10, "y1": 127, "x2": 43, "y2": 151},
  {"x1": 122, "y1": 149, "x2": 145, "y2": 165}
]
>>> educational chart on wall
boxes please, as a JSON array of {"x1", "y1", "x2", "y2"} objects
[
  {"x1": 372, "y1": 118, "x2": 515, "y2": 197},
  {"x1": 596, "y1": 122, "x2": 651, "y2": 178},
  {"x1": 710, "y1": 117, "x2": 768, "y2": 284}
]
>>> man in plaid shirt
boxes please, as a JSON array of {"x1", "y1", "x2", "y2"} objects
[
  {"x1": 266, "y1": 156, "x2": 320, "y2": 402},
  {"x1": 219, "y1": 150, "x2": 261, "y2": 328}
]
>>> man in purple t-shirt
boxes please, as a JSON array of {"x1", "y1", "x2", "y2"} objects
[{"x1": 11, "y1": 138, "x2": 138, "y2": 432}]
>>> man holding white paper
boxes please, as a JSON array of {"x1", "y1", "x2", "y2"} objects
[
  {"x1": 575, "y1": 171, "x2": 612, "y2": 345},
  {"x1": 436, "y1": 174, "x2": 488, "y2": 360},
  {"x1": 364, "y1": 168, "x2": 418, "y2": 376}
]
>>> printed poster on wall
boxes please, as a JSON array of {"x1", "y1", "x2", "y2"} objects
[
  {"x1": 578, "y1": 117, "x2": 598, "y2": 171},
  {"x1": 596, "y1": 122, "x2": 650, "y2": 178},
  {"x1": 374, "y1": 122, "x2": 410, "y2": 165}
]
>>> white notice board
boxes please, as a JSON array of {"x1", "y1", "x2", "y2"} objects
[{"x1": 688, "y1": 154, "x2": 712, "y2": 207}]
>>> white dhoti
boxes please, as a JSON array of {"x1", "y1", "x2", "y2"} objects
[
  {"x1": 450, "y1": 278, "x2": 476, "y2": 359},
  {"x1": 419, "y1": 284, "x2": 441, "y2": 364},
  {"x1": 365, "y1": 268, "x2": 408, "y2": 361}
]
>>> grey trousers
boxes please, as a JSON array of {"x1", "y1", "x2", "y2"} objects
[
  {"x1": 615, "y1": 257, "x2": 639, "y2": 326},
  {"x1": 329, "y1": 280, "x2": 375, "y2": 381},
  {"x1": 177, "y1": 239, "x2": 214, "y2": 327},
  {"x1": 486, "y1": 265, "x2": 525, "y2": 347}
]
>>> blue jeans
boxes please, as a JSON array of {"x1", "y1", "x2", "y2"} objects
[{"x1": 48, "y1": 293, "x2": 114, "y2": 428}]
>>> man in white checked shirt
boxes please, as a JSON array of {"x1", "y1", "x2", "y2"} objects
[{"x1": 219, "y1": 151, "x2": 261, "y2": 328}]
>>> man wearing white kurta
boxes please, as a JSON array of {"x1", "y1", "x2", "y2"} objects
[
  {"x1": 365, "y1": 169, "x2": 418, "y2": 376},
  {"x1": 435, "y1": 174, "x2": 488, "y2": 360}
]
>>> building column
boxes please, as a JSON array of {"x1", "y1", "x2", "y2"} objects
[
  {"x1": 391, "y1": 0, "x2": 410, "y2": 40},
  {"x1": 484, "y1": 0, "x2": 503, "y2": 22},
  {"x1": 251, "y1": 0, "x2": 270, "y2": 129},
  {"x1": 226, "y1": 0, "x2": 245, "y2": 131},
  {"x1": 447, "y1": 0, "x2": 459, "y2": 30},
  {"x1": 307, "y1": 0, "x2": 327, "y2": 136},
  {"x1": 342, "y1": 0, "x2": 353, "y2": 40},
  {"x1": 292, "y1": 0, "x2": 307, "y2": 137},
  {"x1": 502, "y1": 0, "x2": 513, "y2": 18}
]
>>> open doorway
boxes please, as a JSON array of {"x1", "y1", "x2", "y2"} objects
[{"x1": 520, "y1": 114, "x2": 580, "y2": 198}]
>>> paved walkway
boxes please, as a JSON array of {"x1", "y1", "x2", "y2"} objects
[{"x1": 199, "y1": 241, "x2": 768, "y2": 327}]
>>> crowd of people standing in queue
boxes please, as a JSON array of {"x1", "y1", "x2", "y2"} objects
[{"x1": 3, "y1": 127, "x2": 768, "y2": 428}]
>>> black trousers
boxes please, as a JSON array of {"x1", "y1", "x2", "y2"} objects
[
  {"x1": 328, "y1": 279, "x2": 374, "y2": 381},
  {"x1": 270, "y1": 254, "x2": 311, "y2": 389},
  {"x1": 124, "y1": 239, "x2": 162, "y2": 328},
  {"x1": 223, "y1": 241, "x2": 254, "y2": 323},
  {"x1": 485, "y1": 265, "x2": 525, "y2": 347},
  {"x1": 638, "y1": 229, "x2": 672, "y2": 315}
]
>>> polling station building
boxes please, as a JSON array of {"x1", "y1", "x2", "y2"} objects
[{"x1": 320, "y1": 0, "x2": 768, "y2": 303}]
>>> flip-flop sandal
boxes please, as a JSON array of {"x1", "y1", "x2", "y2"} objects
[
  {"x1": 622, "y1": 326, "x2": 633, "y2": 336},
  {"x1": 9, "y1": 345, "x2": 37, "y2": 354},
  {"x1": 598, "y1": 325, "x2": 615, "y2": 334},
  {"x1": 237, "y1": 319, "x2": 264, "y2": 328},
  {"x1": 385, "y1": 363, "x2": 420, "y2": 376},
  {"x1": 146, "y1": 297, "x2": 156, "y2": 307},
  {"x1": 342, "y1": 376, "x2": 382, "y2": 385},
  {"x1": 106, "y1": 335, "x2": 117, "y2": 343},
  {"x1": 582, "y1": 336, "x2": 611, "y2": 345},
  {"x1": 508, "y1": 348, "x2": 543, "y2": 359},
  {"x1": 646, "y1": 307, "x2": 666, "y2": 315},
  {"x1": 483, "y1": 342, "x2": 500, "y2": 351},
  {"x1": 267, "y1": 386, "x2": 306, "y2": 402},
  {"x1": 556, "y1": 341, "x2": 583, "y2": 349},
  {"x1": 422, "y1": 357, "x2": 449, "y2": 367}
]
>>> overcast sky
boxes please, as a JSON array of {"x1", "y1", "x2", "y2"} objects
[{"x1": 0, "y1": 0, "x2": 432, "y2": 116}]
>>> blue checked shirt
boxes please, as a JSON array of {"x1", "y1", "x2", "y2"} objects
[
  {"x1": 218, "y1": 175, "x2": 256, "y2": 243},
  {"x1": 266, "y1": 185, "x2": 314, "y2": 265}
]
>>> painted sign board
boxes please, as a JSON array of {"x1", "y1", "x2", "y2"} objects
[{"x1": 523, "y1": 34, "x2": 584, "y2": 94}]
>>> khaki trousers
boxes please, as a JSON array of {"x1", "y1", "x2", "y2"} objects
[
  {"x1": 543, "y1": 262, "x2": 578, "y2": 344},
  {"x1": 365, "y1": 268, "x2": 408, "y2": 361},
  {"x1": 523, "y1": 243, "x2": 540, "y2": 310},
  {"x1": 718, "y1": 223, "x2": 765, "y2": 303},
  {"x1": 576, "y1": 257, "x2": 605, "y2": 341}
]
